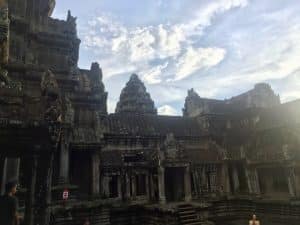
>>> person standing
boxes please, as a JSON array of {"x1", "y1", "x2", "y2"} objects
[
  {"x1": 249, "y1": 214, "x2": 260, "y2": 225},
  {"x1": 0, "y1": 180, "x2": 20, "y2": 225}
]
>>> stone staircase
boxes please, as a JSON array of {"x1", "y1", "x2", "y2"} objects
[
  {"x1": 92, "y1": 207, "x2": 110, "y2": 225},
  {"x1": 178, "y1": 204, "x2": 202, "y2": 225},
  {"x1": 53, "y1": 207, "x2": 110, "y2": 225}
]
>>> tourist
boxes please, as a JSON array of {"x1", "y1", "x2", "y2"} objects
[
  {"x1": 0, "y1": 180, "x2": 20, "y2": 225},
  {"x1": 249, "y1": 214, "x2": 260, "y2": 225}
]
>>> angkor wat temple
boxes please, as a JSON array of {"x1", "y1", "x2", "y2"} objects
[{"x1": 1, "y1": 1, "x2": 300, "y2": 225}]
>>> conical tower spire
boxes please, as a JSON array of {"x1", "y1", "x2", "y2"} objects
[{"x1": 115, "y1": 74, "x2": 157, "y2": 115}]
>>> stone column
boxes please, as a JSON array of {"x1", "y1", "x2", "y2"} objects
[
  {"x1": 158, "y1": 166, "x2": 166, "y2": 204},
  {"x1": 117, "y1": 175, "x2": 122, "y2": 199},
  {"x1": 184, "y1": 166, "x2": 192, "y2": 201},
  {"x1": 125, "y1": 172, "x2": 131, "y2": 200},
  {"x1": 245, "y1": 167, "x2": 253, "y2": 194},
  {"x1": 24, "y1": 156, "x2": 38, "y2": 225},
  {"x1": 149, "y1": 173, "x2": 155, "y2": 200},
  {"x1": 58, "y1": 131, "x2": 70, "y2": 184},
  {"x1": 91, "y1": 152, "x2": 100, "y2": 196},
  {"x1": 245, "y1": 167, "x2": 260, "y2": 195},
  {"x1": 232, "y1": 165, "x2": 240, "y2": 193},
  {"x1": 0, "y1": 157, "x2": 7, "y2": 195},
  {"x1": 253, "y1": 168, "x2": 260, "y2": 194},
  {"x1": 131, "y1": 174, "x2": 136, "y2": 198},
  {"x1": 220, "y1": 163, "x2": 230, "y2": 194},
  {"x1": 146, "y1": 173, "x2": 150, "y2": 199},
  {"x1": 5, "y1": 158, "x2": 20, "y2": 182},
  {"x1": 287, "y1": 167, "x2": 297, "y2": 197},
  {"x1": 101, "y1": 176, "x2": 110, "y2": 198},
  {"x1": 37, "y1": 152, "x2": 55, "y2": 225}
]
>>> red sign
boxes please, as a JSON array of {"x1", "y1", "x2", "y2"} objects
[{"x1": 63, "y1": 189, "x2": 69, "y2": 200}]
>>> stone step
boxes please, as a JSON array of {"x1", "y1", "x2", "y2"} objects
[
  {"x1": 181, "y1": 218, "x2": 199, "y2": 223},
  {"x1": 178, "y1": 207, "x2": 195, "y2": 212},
  {"x1": 180, "y1": 214, "x2": 197, "y2": 220},
  {"x1": 178, "y1": 204, "x2": 204, "y2": 225},
  {"x1": 179, "y1": 209, "x2": 196, "y2": 215},
  {"x1": 182, "y1": 221, "x2": 202, "y2": 225},
  {"x1": 178, "y1": 204, "x2": 193, "y2": 207},
  {"x1": 178, "y1": 205, "x2": 196, "y2": 211}
]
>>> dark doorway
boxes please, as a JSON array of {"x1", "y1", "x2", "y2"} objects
[
  {"x1": 109, "y1": 175, "x2": 119, "y2": 198},
  {"x1": 70, "y1": 151, "x2": 91, "y2": 197},
  {"x1": 165, "y1": 167, "x2": 184, "y2": 202}
]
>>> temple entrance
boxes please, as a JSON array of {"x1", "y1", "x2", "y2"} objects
[
  {"x1": 70, "y1": 151, "x2": 91, "y2": 197},
  {"x1": 165, "y1": 167, "x2": 185, "y2": 202}
]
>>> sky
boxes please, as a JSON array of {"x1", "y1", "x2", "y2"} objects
[{"x1": 52, "y1": 0, "x2": 300, "y2": 115}]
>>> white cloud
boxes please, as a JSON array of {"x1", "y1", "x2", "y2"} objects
[
  {"x1": 175, "y1": 47, "x2": 226, "y2": 81},
  {"x1": 158, "y1": 105, "x2": 179, "y2": 116},
  {"x1": 157, "y1": 24, "x2": 186, "y2": 59},
  {"x1": 141, "y1": 62, "x2": 169, "y2": 84},
  {"x1": 183, "y1": 0, "x2": 248, "y2": 34},
  {"x1": 80, "y1": 0, "x2": 246, "y2": 83}
]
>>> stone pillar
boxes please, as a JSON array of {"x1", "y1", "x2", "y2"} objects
[
  {"x1": 232, "y1": 165, "x2": 240, "y2": 193},
  {"x1": 5, "y1": 158, "x2": 20, "y2": 182},
  {"x1": 118, "y1": 175, "x2": 122, "y2": 199},
  {"x1": 245, "y1": 167, "x2": 253, "y2": 194},
  {"x1": 0, "y1": 157, "x2": 7, "y2": 195},
  {"x1": 91, "y1": 152, "x2": 100, "y2": 196},
  {"x1": 101, "y1": 176, "x2": 110, "y2": 198},
  {"x1": 245, "y1": 167, "x2": 260, "y2": 195},
  {"x1": 184, "y1": 166, "x2": 192, "y2": 201},
  {"x1": 58, "y1": 131, "x2": 70, "y2": 184},
  {"x1": 287, "y1": 167, "x2": 297, "y2": 197},
  {"x1": 24, "y1": 156, "x2": 38, "y2": 225},
  {"x1": 158, "y1": 166, "x2": 166, "y2": 204},
  {"x1": 220, "y1": 163, "x2": 230, "y2": 194},
  {"x1": 131, "y1": 174, "x2": 136, "y2": 198},
  {"x1": 149, "y1": 173, "x2": 155, "y2": 200},
  {"x1": 125, "y1": 172, "x2": 131, "y2": 200},
  {"x1": 146, "y1": 173, "x2": 150, "y2": 199},
  {"x1": 37, "y1": 152, "x2": 55, "y2": 225}
]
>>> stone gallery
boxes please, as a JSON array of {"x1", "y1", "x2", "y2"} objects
[{"x1": 0, "y1": 1, "x2": 300, "y2": 225}]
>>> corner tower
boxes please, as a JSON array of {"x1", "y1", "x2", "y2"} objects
[{"x1": 115, "y1": 74, "x2": 157, "y2": 115}]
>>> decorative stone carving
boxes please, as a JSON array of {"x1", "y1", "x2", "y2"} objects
[
  {"x1": 0, "y1": 1, "x2": 9, "y2": 87},
  {"x1": 115, "y1": 74, "x2": 157, "y2": 114},
  {"x1": 151, "y1": 146, "x2": 165, "y2": 167},
  {"x1": 163, "y1": 133, "x2": 186, "y2": 161},
  {"x1": 41, "y1": 70, "x2": 59, "y2": 96},
  {"x1": 209, "y1": 141, "x2": 229, "y2": 160},
  {"x1": 62, "y1": 96, "x2": 74, "y2": 125},
  {"x1": 41, "y1": 70, "x2": 62, "y2": 122}
]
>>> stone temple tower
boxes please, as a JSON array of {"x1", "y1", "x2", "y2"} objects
[{"x1": 115, "y1": 74, "x2": 157, "y2": 115}]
